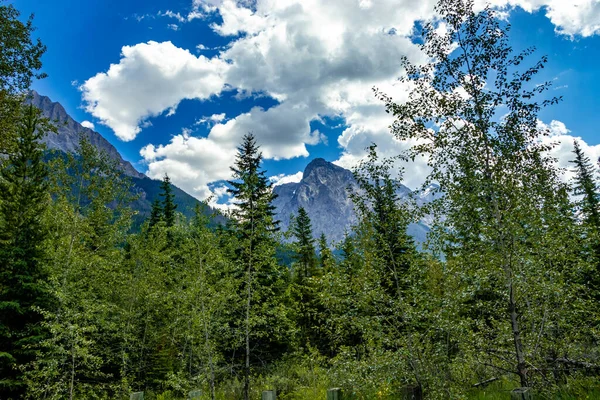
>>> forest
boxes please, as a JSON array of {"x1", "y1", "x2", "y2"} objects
[{"x1": 1, "y1": 0, "x2": 600, "y2": 399}]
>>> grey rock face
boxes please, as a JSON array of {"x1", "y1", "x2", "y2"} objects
[
  {"x1": 273, "y1": 158, "x2": 359, "y2": 243},
  {"x1": 27, "y1": 91, "x2": 144, "y2": 178},
  {"x1": 273, "y1": 158, "x2": 434, "y2": 245}
]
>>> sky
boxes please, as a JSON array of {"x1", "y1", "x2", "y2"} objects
[{"x1": 12, "y1": 0, "x2": 600, "y2": 209}]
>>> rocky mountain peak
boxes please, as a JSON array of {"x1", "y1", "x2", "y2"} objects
[
  {"x1": 26, "y1": 91, "x2": 144, "y2": 179},
  {"x1": 302, "y1": 158, "x2": 354, "y2": 187},
  {"x1": 273, "y1": 158, "x2": 432, "y2": 245}
]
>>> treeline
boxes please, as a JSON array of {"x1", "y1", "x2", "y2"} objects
[{"x1": 1, "y1": 0, "x2": 600, "y2": 399}]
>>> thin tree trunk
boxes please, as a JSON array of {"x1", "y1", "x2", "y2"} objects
[
  {"x1": 244, "y1": 261, "x2": 251, "y2": 400},
  {"x1": 244, "y1": 201, "x2": 256, "y2": 400},
  {"x1": 205, "y1": 320, "x2": 216, "y2": 400},
  {"x1": 69, "y1": 336, "x2": 75, "y2": 400},
  {"x1": 509, "y1": 280, "x2": 528, "y2": 387}
]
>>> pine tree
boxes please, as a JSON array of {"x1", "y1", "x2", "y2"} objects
[
  {"x1": 160, "y1": 174, "x2": 177, "y2": 228},
  {"x1": 149, "y1": 198, "x2": 163, "y2": 229},
  {"x1": 0, "y1": 105, "x2": 54, "y2": 398},
  {"x1": 227, "y1": 133, "x2": 286, "y2": 400},
  {"x1": 317, "y1": 233, "x2": 333, "y2": 271},
  {"x1": 291, "y1": 207, "x2": 316, "y2": 278},
  {"x1": 351, "y1": 144, "x2": 416, "y2": 295},
  {"x1": 571, "y1": 140, "x2": 600, "y2": 230},
  {"x1": 571, "y1": 139, "x2": 600, "y2": 290}
]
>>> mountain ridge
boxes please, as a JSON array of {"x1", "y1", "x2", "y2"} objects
[
  {"x1": 27, "y1": 90, "x2": 144, "y2": 179},
  {"x1": 27, "y1": 91, "x2": 221, "y2": 225}
]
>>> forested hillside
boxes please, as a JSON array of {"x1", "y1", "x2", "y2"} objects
[{"x1": 1, "y1": 1, "x2": 600, "y2": 399}]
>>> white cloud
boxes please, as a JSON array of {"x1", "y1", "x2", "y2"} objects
[
  {"x1": 536, "y1": 120, "x2": 600, "y2": 183},
  {"x1": 84, "y1": 0, "x2": 600, "y2": 200},
  {"x1": 140, "y1": 132, "x2": 237, "y2": 199},
  {"x1": 538, "y1": 119, "x2": 571, "y2": 137},
  {"x1": 483, "y1": 0, "x2": 600, "y2": 37},
  {"x1": 81, "y1": 120, "x2": 95, "y2": 130},
  {"x1": 168, "y1": 23, "x2": 180, "y2": 31},
  {"x1": 81, "y1": 41, "x2": 229, "y2": 141},
  {"x1": 161, "y1": 10, "x2": 186, "y2": 23},
  {"x1": 196, "y1": 113, "x2": 226, "y2": 125},
  {"x1": 270, "y1": 171, "x2": 304, "y2": 186}
]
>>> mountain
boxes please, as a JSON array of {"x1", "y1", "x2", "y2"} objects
[
  {"x1": 27, "y1": 91, "x2": 220, "y2": 225},
  {"x1": 27, "y1": 91, "x2": 144, "y2": 179},
  {"x1": 272, "y1": 158, "x2": 433, "y2": 245}
]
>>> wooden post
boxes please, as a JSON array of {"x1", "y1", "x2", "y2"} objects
[
  {"x1": 511, "y1": 387, "x2": 532, "y2": 400},
  {"x1": 130, "y1": 392, "x2": 144, "y2": 400},
  {"x1": 188, "y1": 389, "x2": 202, "y2": 399},
  {"x1": 262, "y1": 390, "x2": 277, "y2": 400},
  {"x1": 401, "y1": 384, "x2": 422, "y2": 400},
  {"x1": 327, "y1": 387, "x2": 342, "y2": 400}
]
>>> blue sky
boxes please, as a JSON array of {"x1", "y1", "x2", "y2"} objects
[{"x1": 12, "y1": 0, "x2": 600, "y2": 207}]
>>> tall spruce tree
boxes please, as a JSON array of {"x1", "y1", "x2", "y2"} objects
[
  {"x1": 317, "y1": 233, "x2": 333, "y2": 271},
  {"x1": 351, "y1": 144, "x2": 416, "y2": 295},
  {"x1": 159, "y1": 174, "x2": 177, "y2": 228},
  {"x1": 227, "y1": 133, "x2": 287, "y2": 400},
  {"x1": 291, "y1": 207, "x2": 316, "y2": 278},
  {"x1": 149, "y1": 198, "x2": 163, "y2": 229},
  {"x1": 571, "y1": 140, "x2": 600, "y2": 230},
  {"x1": 571, "y1": 139, "x2": 600, "y2": 290},
  {"x1": 0, "y1": 105, "x2": 54, "y2": 398}
]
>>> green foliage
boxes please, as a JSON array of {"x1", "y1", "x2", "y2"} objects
[
  {"x1": 377, "y1": 0, "x2": 596, "y2": 392},
  {"x1": 290, "y1": 207, "x2": 317, "y2": 279},
  {"x1": 160, "y1": 174, "x2": 177, "y2": 228},
  {"x1": 2, "y1": 1, "x2": 600, "y2": 399},
  {"x1": 0, "y1": 105, "x2": 55, "y2": 399},
  {"x1": 0, "y1": 2, "x2": 46, "y2": 154},
  {"x1": 571, "y1": 140, "x2": 600, "y2": 291},
  {"x1": 227, "y1": 133, "x2": 292, "y2": 400}
]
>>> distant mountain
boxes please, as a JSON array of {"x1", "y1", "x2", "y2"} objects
[
  {"x1": 28, "y1": 91, "x2": 221, "y2": 225},
  {"x1": 27, "y1": 91, "x2": 144, "y2": 179},
  {"x1": 273, "y1": 158, "x2": 434, "y2": 245}
]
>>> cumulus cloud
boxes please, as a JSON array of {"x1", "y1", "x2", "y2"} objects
[
  {"x1": 81, "y1": 120, "x2": 95, "y2": 130},
  {"x1": 140, "y1": 131, "x2": 237, "y2": 199},
  {"x1": 81, "y1": 41, "x2": 229, "y2": 141},
  {"x1": 482, "y1": 0, "x2": 600, "y2": 37},
  {"x1": 84, "y1": 0, "x2": 600, "y2": 200}
]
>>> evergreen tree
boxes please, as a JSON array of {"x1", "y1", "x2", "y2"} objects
[
  {"x1": 291, "y1": 207, "x2": 317, "y2": 278},
  {"x1": 0, "y1": 105, "x2": 54, "y2": 398},
  {"x1": 317, "y1": 233, "x2": 333, "y2": 271},
  {"x1": 227, "y1": 133, "x2": 288, "y2": 400},
  {"x1": 571, "y1": 140, "x2": 600, "y2": 229},
  {"x1": 351, "y1": 144, "x2": 416, "y2": 295},
  {"x1": 149, "y1": 198, "x2": 163, "y2": 229},
  {"x1": 159, "y1": 174, "x2": 177, "y2": 228},
  {"x1": 571, "y1": 139, "x2": 600, "y2": 290}
]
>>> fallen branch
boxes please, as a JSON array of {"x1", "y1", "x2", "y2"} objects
[{"x1": 473, "y1": 377, "x2": 499, "y2": 388}]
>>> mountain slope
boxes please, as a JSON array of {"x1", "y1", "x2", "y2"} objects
[
  {"x1": 27, "y1": 90, "x2": 144, "y2": 178},
  {"x1": 28, "y1": 91, "x2": 220, "y2": 224}
]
